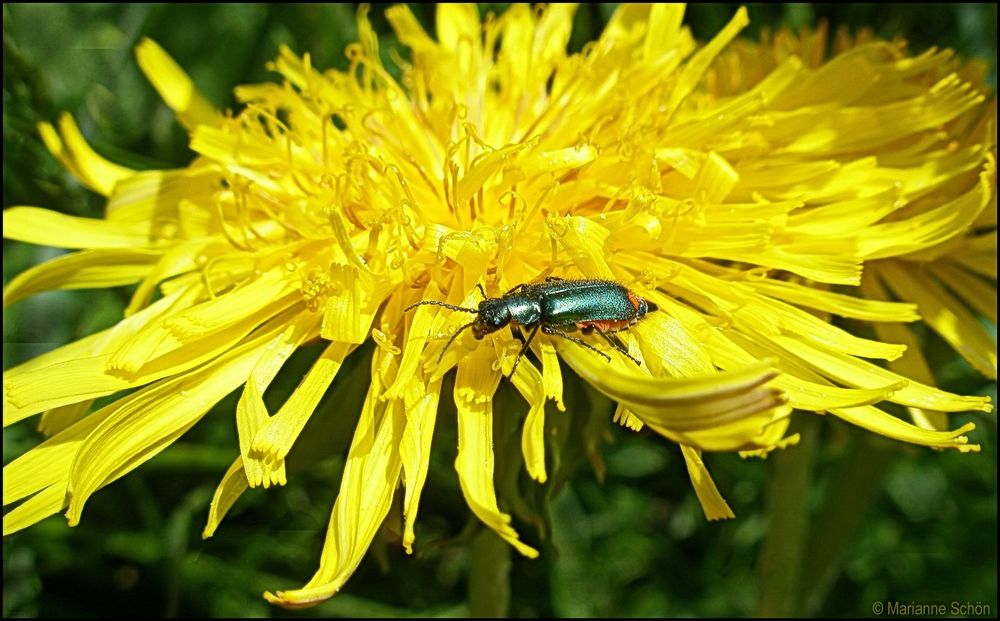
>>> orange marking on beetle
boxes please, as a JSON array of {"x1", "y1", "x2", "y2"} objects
[
  {"x1": 626, "y1": 290, "x2": 642, "y2": 312},
  {"x1": 578, "y1": 319, "x2": 631, "y2": 332}
]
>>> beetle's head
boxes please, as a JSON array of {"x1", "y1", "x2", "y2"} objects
[{"x1": 472, "y1": 300, "x2": 511, "y2": 339}]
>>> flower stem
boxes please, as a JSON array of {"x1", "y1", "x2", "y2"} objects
[
  {"x1": 468, "y1": 528, "x2": 512, "y2": 617},
  {"x1": 798, "y1": 432, "x2": 896, "y2": 615},
  {"x1": 755, "y1": 414, "x2": 820, "y2": 616}
]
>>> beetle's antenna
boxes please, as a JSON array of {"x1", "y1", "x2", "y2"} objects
[
  {"x1": 404, "y1": 300, "x2": 479, "y2": 313},
  {"x1": 438, "y1": 319, "x2": 478, "y2": 362}
]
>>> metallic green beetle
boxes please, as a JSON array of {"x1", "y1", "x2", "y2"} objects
[{"x1": 405, "y1": 277, "x2": 658, "y2": 375}]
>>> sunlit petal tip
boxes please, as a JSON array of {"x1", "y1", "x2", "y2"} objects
[{"x1": 135, "y1": 38, "x2": 223, "y2": 129}]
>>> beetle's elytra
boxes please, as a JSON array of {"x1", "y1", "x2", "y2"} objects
[{"x1": 405, "y1": 277, "x2": 658, "y2": 375}]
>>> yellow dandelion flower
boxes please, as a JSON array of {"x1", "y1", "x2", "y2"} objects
[{"x1": 3, "y1": 3, "x2": 995, "y2": 609}]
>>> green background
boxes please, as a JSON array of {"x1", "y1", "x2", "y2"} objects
[{"x1": 3, "y1": 3, "x2": 997, "y2": 617}]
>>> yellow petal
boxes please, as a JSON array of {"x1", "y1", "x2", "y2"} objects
[
  {"x1": 929, "y1": 261, "x2": 997, "y2": 325},
  {"x1": 646, "y1": 403, "x2": 794, "y2": 453},
  {"x1": 3, "y1": 248, "x2": 161, "y2": 308},
  {"x1": 3, "y1": 207, "x2": 150, "y2": 249},
  {"x1": 952, "y1": 246, "x2": 996, "y2": 280},
  {"x1": 739, "y1": 432, "x2": 801, "y2": 459},
  {"x1": 632, "y1": 311, "x2": 714, "y2": 377},
  {"x1": 3, "y1": 485, "x2": 65, "y2": 536},
  {"x1": 743, "y1": 296, "x2": 906, "y2": 361},
  {"x1": 773, "y1": 75, "x2": 983, "y2": 154},
  {"x1": 235, "y1": 316, "x2": 321, "y2": 487},
  {"x1": 436, "y1": 4, "x2": 481, "y2": 55},
  {"x1": 693, "y1": 151, "x2": 739, "y2": 205},
  {"x1": 135, "y1": 38, "x2": 223, "y2": 129},
  {"x1": 860, "y1": 271, "x2": 949, "y2": 431},
  {"x1": 457, "y1": 141, "x2": 536, "y2": 209},
  {"x1": 237, "y1": 374, "x2": 270, "y2": 488},
  {"x1": 539, "y1": 341, "x2": 566, "y2": 412},
  {"x1": 4, "y1": 403, "x2": 114, "y2": 508},
  {"x1": 399, "y1": 376, "x2": 443, "y2": 554},
  {"x1": 858, "y1": 159, "x2": 993, "y2": 259},
  {"x1": 166, "y1": 268, "x2": 296, "y2": 339},
  {"x1": 320, "y1": 265, "x2": 364, "y2": 342},
  {"x1": 771, "y1": 333, "x2": 993, "y2": 412},
  {"x1": 4, "y1": 286, "x2": 304, "y2": 426},
  {"x1": 37, "y1": 114, "x2": 133, "y2": 196},
  {"x1": 831, "y1": 405, "x2": 979, "y2": 452},
  {"x1": 203, "y1": 458, "x2": 250, "y2": 539},
  {"x1": 105, "y1": 166, "x2": 222, "y2": 224},
  {"x1": 248, "y1": 342, "x2": 354, "y2": 487},
  {"x1": 680, "y1": 445, "x2": 735, "y2": 521},
  {"x1": 546, "y1": 214, "x2": 616, "y2": 279},
  {"x1": 558, "y1": 342, "x2": 780, "y2": 412},
  {"x1": 385, "y1": 5, "x2": 436, "y2": 55},
  {"x1": 877, "y1": 261, "x2": 997, "y2": 379},
  {"x1": 663, "y1": 7, "x2": 748, "y2": 120},
  {"x1": 264, "y1": 355, "x2": 405, "y2": 608},
  {"x1": 5, "y1": 350, "x2": 137, "y2": 427},
  {"x1": 454, "y1": 347, "x2": 539, "y2": 558},
  {"x1": 748, "y1": 277, "x2": 920, "y2": 322},
  {"x1": 63, "y1": 313, "x2": 288, "y2": 525},
  {"x1": 643, "y1": 3, "x2": 686, "y2": 61},
  {"x1": 787, "y1": 188, "x2": 906, "y2": 237},
  {"x1": 613, "y1": 404, "x2": 645, "y2": 431},
  {"x1": 125, "y1": 240, "x2": 221, "y2": 316},
  {"x1": 37, "y1": 400, "x2": 92, "y2": 437},
  {"x1": 509, "y1": 357, "x2": 548, "y2": 483}
]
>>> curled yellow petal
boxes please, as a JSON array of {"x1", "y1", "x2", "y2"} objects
[
  {"x1": 558, "y1": 342, "x2": 781, "y2": 412},
  {"x1": 37, "y1": 114, "x2": 134, "y2": 196}
]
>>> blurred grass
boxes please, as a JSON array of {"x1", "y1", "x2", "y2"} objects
[{"x1": 3, "y1": 3, "x2": 997, "y2": 618}]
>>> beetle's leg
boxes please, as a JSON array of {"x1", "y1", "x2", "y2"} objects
[
  {"x1": 544, "y1": 276, "x2": 565, "y2": 282},
  {"x1": 509, "y1": 323, "x2": 541, "y2": 377},
  {"x1": 475, "y1": 283, "x2": 487, "y2": 299},
  {"x1": 594, "y1": 328, "x2": 642, "y2": 366},
  {"x1": 541, "y1": 325, "x2": 612, "y2": 362}
]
